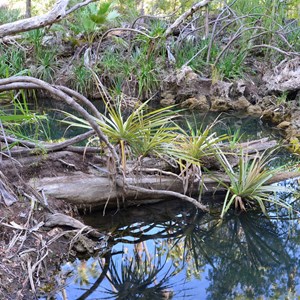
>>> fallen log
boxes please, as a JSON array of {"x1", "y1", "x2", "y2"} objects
[
  {"x1": 30, "y1": 170, "x2": 300, "y2": 211},
  {"x1": 1, "y1": 138, "x2": 295, "y2": 211},
  {"x1": 30, "y1": 173, "x2": 215, "y2": 210}
]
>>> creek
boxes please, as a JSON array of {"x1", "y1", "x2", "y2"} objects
[
  {"x1": 53, "y1": 188, "x2": 300, "y2": 299},
  {"x1": 35, "y1": 112, "x2": 300, "y2": 300}
]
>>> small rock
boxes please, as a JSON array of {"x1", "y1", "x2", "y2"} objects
[
  {"x1": 176, "y1": 66, "x2": 198, "y2": 84},
  {"x1": 262, "y1": 108, "x2": 274, "y2": 121},
  {"x1": 161, "y1": 91, "x2": 174, "y2": 99},
  {"x1": 272, "y1": 112, "x2": 287, "y2": 124},
  {"x1": 211, "y1": 81, "x2": 233, "y2": 98},
  {"x1": 210, "y1": 96, "x2": 231, "y2": 111},
  {"x1": 277, "y1": 121, "x2": 291, "y2": 129},
  {"x1": 247, "y1": 105, "x2": 262, "y2": 115},
  {"x1": 263, "y1": 57, "x2": 300, "y2": 92},
  {"x1": 180, "y1": 95, "x2": 210, "y2": 111},
  {"x1": 259, "y1": 95, "x2": 277, "y2": 109},
  {"x1": 160, "y1": 98, "x2": 176, "y2": 107},
  {"x1": 232, "y1": 96, "x2": 250, "y2": 111}
]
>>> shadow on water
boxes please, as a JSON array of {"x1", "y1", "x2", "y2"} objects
[
  {"x1": 52, "y1": 185, "x2": 300, "y2": 299},
  {"x1": 4, "y1": 97, "x2": 281, "y2": 142}
]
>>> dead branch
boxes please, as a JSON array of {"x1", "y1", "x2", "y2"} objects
[
  {"x1": 123, "y1": 182, "x2": 209, "y2": 212},
  {"x1": 206, "y1": 4, "x2": 231, "y2": 63},
  {"x1": 0, "y1": 82, "x2": 102, "y2": 120},
  {"x1": 131, "y1": 10, "x2": 179, "y2": 29},
  {"x1": 246, "y1": 44, "x2": 300, "y2": 57},
  {"x1": 0, "y1": 0, "x2": 98, "y2": 38},
  {"x1": 0, "y1": 172, "x2": 18, "y2": 206},
  {"x1": 0, "y1": 130, "x2": 94, "y2": 152},
  {"x1": 66, "y1": 0, "x2": 98, "y2": 15},
  {"x1": 213, "y1": 25, "x2": 264, "y2": 66},
  {"x1": 95, "y1": 27, "x2": 159, "y2": 67},
  {"x1": 56, "y1": 85, "x2": 103, "y2": 120},
  {"x1": 164, "y1": 0, "x2": 213, "y2": 38},
  {"x1": 44, "y1": 212, "x2": 103, "y2": 238},
  {"x1": 0, "y1": 76, "x2": 119, "y2": 168}
]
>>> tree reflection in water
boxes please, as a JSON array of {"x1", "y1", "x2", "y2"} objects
[{"x1": 58, "y1": 199, "x2": 300, "y2": 299}]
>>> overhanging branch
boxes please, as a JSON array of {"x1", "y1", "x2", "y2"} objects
[
  {"x1": 0, "y1": 0, "x2": 98, "y2": 38},
  {"x1": 164, "y1": 0, "x2": 213, "y2": 37}
]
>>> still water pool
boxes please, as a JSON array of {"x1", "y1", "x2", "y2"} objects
[
  {"x1": 23, "y1": 102, "x2": 298, "y2": 299},
  {"x1": 52, "y1": 179, "x2": 300, "y2": 300}
]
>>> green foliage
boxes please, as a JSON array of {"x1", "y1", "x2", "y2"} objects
[
  {"x1": 99, "y1": 45, "x2": 160, "y2": 99},
  {"x1": 174, "y1": 40, "x2": 208, "y2": 71},
  {"x1": 25, "y1": 29, "x2": 44, "y2": 55},
  {"x1": 61, "y1": 100, "x2": 178, "y2": 166},
  {"x1": 171, "y1": 120, "x2": 227, "y2": 168},
  {"x1": 216, "y1": 149, "x2": 292, "y2": 219},
  {"x1": 130, "y1": 126, "x2": 177, "y2": 158},
  {"x1": 288, "y1": 137, "x2": 300, "y2": 154},
  {"x1": 67, "y1": 5, "x2": 97, "y2": 44},
  {"x1": 0, "y1": 45, "x2": 28, "y2": 78},
  {"x1": 148, "y1": 20, "x2": 167, "y2": 38},
  {"x1": 67, "y1": 1, "x2": 120, "y2": 44},
  {"x1": 101, "y1": 50, "x2": 125, "y2": 75},
  {"x1": 1, "y1": 91, "x2": 49, "y2": 143},
  {"x1": 34, "y1": 50, "x2": 58, "y2": 82},
  {"x1": 0, "y1": 6, "x2": 20, "y2": 25},
  {"x1": 226, "y1": 128, "x2": 243, "y2": 151},
  {"x1": 99, "y1": 101, "x2": 177, "y2": 163},
  {"x1": 89, "y1": 1, "x2": 120, "y2": 25},
  {"x1": 115, "y1": 0, "x2": 139, "y2": 21},
  {"x1": 217, "y1": 52, "x2": 247, "y2": 80},
  {"x1": 132, "y1": 53, "x2": 159, "y2": 99},
  {"x1": 284, "y1": 21, "x2": 300, "y2": 52},
  {"x1": 72, "y1": 61, "x2": 94, "y2": 96}
]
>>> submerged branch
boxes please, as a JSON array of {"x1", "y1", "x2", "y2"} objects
[{"x1": 0, "y1": 83, "x2": 103, "y2": 120}]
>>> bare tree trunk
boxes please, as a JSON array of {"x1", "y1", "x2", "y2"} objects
[{"x1": 25, "y1": 0, "x2": 31, "y2": 18}]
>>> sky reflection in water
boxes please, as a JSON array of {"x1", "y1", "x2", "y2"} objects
[
  {"x1": 48, "y1": 111, "x2": 300, "y2": 299},
  {"x1": 55, "y1": 181, "x2": 300, "y2": 300}
]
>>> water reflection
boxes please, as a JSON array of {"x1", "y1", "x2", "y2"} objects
[{"x1": 54, "y1": 199, "x2": 300, "y2": 300}]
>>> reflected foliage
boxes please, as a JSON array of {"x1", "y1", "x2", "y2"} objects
[
  {"x1": 104, "y1": 245, "x2": 175, "y2": 299},
  {"x1": 54, "y1": 194, "x2": 300, "y2": 299}
]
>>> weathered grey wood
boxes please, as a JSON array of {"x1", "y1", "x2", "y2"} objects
[
  {"x1": 0, "y1": 0, "x2": 69, "y2": 38},
  {"x1": 0, "y1": 0, "x2": 98, "y2": 38},
  {"x1": 44, "y1": 213, "x2": 103, "y2": 238},
  {"x1": 165, "y1": 0, "x2": 213, "y2": 37},
  {"x1": 30, "y1": 172, "x2": 224, "y2": 209},
  {"x1": 30, "y1": 170, "x2": 300, "y2": 210}
]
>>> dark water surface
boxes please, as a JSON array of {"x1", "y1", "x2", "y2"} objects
[
  {"x1": 51, "y1": 174, "x2": 300, "y2": 299},
  {"x1": 53, "y1": 187, "x2": 300, "y2": 300},
  {"x1": 17, "y1": 100, "x2": 299, "y2": 299},
  {"x1": 4, "y1": 97, "x2": 279, "y2": 142}
]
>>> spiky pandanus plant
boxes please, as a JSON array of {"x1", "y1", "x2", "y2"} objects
[
  {"x1": 216, "y1": 149, "x2": 292, "y2": 219},
  {"x1": 61, "y1": 100, "x2": 178, "y2": 170},
  {"x1": 168, "y1": 120, "x2": 228, "y2": 194}
]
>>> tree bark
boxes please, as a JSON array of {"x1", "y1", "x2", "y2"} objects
[
  {"x1": 29, "y1": 170, "x2": 300, "y2": 211},
  {"x1": 25, "y1": 0, "x2": 31, "y2": 18}
]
